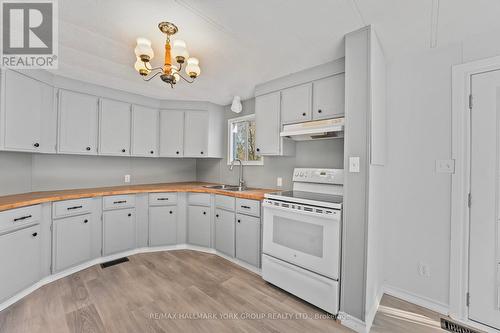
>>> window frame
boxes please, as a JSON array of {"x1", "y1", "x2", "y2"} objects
[{"x1": 227, "y1": 114, "x2": 264, "y2": 166}]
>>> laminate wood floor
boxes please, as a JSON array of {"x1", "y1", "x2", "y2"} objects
[{"x1": 0, "y1": 250, "x2": 446, "y2": 333}]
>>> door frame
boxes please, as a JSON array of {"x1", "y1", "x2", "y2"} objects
[{"x1": 450, "y1": 55, "x2": 500, "y2": 328}]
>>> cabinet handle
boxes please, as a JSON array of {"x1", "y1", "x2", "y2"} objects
[
  {"x1": 256, "y1": 148, "x2": 260, "y2": 152},
  {"x1": 128, "y1": 213, "x2": 132, "y2": 217},
  {"x1": 169, "y1": 211, "x2": 173, "y2": 214},
  {"x1": 302, "y1": 112, "x2": 306, "y2": 116},
  {"x1": 237, "y1": 219, "x2": 241, "y2": 223},
  {"x1": 32, "y1": 232, "x2": 38, "y2": 237},
  {"x1": 318, "y1": 109, "x2": 322, "y2": 113},
  {"x1": 33, "y1": 143, "x2": 40, "y2": 148},
  {"x1": 200, "y1": 151, "x2": 204, "y2": 155},
  {"x1": 83, "y1": 219, "x2": 88, "y2": 223},
  {"x1": 122, "y1": 149, "x2": 126, "y2": 153},
  {"x1": 150, "y1": 150, "x2": 154, "y2": 154},
  {"x1": 241, "y1": 205, "x2": 251, "y2": 209},
  {"x1": 203, "y1": 211, "x2": 206, "y2": 215},
  {"x1": 216, "y1": 214, "x2": 219, "y2": 218},
  {"x1": 67, "y1": 205, "x2": 83, "y2": 210},
  {"x1": 86, "y1": 147, "x2": 91, "y2": 151},
  {"x1": 176, "y1": 151, "x2": 180, "y2": 155},
  {"x1": 113, "y1": 200, "x2": 127, "y2": 204},
  {"x1": 13, "y1": 214, "x2": 32, "y2": 222},
  {"x1": 157, "y1": 198, "x2": 169, "y2": 201}
]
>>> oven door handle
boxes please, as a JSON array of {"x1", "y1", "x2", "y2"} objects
[{"x1": 263, "y1": 201, "x2": 341, "y2": 220}]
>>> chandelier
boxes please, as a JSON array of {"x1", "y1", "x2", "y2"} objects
[{"x1": 134, "y1": 22, "x2": 201, "y2": 88}]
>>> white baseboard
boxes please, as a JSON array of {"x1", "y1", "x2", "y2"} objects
[
  {"x1": 338, "y1": 312, "x2": 367, "y2": 333},
  {"x1": 365, "y1": 287, "x2": 385, "y2": 332},
  {"x1": 0, "y1": 244, "x2": 261, "y2": 312},
  {"x1": 383, "y1": 284, "x2": 450, "y2": 316}
]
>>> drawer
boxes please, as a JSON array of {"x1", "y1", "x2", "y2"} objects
[
  {"x1": 236, "y1": 198, "x2": 261, "y2": 217},
  {"x1": 149, "y1": 192, "x2": 177, "y2": 206},
  {"x1": 53, "y1": 198, "x2": 92, "y2": 219},
  {"x1": 0, "y1": 205, "x2": 41, "y2": 234},
  {"x1": 215, "y1": 195, "x2": 235, "y2": 211},
  {"x1": 188, "y1": 193, "x2": 211, "y2": 206},
  {"x1": 103, "y1": 195, "x2": 136, "y2": 211}
]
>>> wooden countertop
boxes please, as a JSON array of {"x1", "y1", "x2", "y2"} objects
[{"x1": 0, "y1": 182, "x2": 277, "y2": 212}]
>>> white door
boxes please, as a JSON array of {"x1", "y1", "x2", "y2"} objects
[
  {"x1": 215, "y1": 208, "x2": 235, "y2": 257},
  {"x1": 2, "y1": 71, "x2": 54, "y2": 152},
  {"x1": 99, "y1": 98, "x2": 131, "y2": 156},
  {"x1": 312, "y1": 74, "x2": 345, "y2": 120},
  {"x1": 469, "y1": 70, "x2": 500, "y2": 330},
  {"x1": 159, "y1": 110, "x2": 184, "y2": 157},
  {"x1": 53, "y1": 215, "x2": 92, "y2": 272},
  {"x1": 255, "y1": 92, "x2": 281, "y2": 155},
  {"x1": 149, "y1": 206, "x2": 177, "y2": 246},
  {"x1": 102, "y1": 208, "x2": 136, "y2": 256},
  {"x1": 131, "y1": 105, "x2": 158, "y2": 157},
  {"x1": 184, "y1": 111, "x2": 208, "y2": 157},
  {"x1": 58, "y1": 90, "x2": 99, "y2": 155},
  {"x1": 281, "y1": 83, "x2": 312, "y2": 124}
]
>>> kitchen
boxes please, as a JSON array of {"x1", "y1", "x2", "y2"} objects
[{"x1": 0, "y1": 1, "x2": 500, "y2": 333}]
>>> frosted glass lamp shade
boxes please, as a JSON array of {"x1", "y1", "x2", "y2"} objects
[
  {"x1": 185, "y1": 57, "x2": 201, "y2": 78},
  {"x1": 231, "y1": 96, "x2": 242, "y2": 113},
  {"x1": 172, "y1": 39, "x2": 189, "y2": 63},
  {"x1": 134, "y1": 58, "x2": 150, "y2": 76},
  {"x1": 134, "y1": 37, "x2": 154, "y2": 61}
]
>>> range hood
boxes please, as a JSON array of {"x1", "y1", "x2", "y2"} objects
[{"x1": 280, "y1": 117, "x2": 344, "y2": 141}]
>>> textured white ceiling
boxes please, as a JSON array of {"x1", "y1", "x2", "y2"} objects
[{"x1": 55, "y1": 0, "x2": 500, "y2": 105}]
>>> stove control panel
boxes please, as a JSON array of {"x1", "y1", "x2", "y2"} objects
[{"x1": 292, "y1": 168, "x2": 344, "y2": 185}]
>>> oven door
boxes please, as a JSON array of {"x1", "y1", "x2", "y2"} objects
[{"x1": 262, "y1": 200, "x2": 341, "y2": 279}]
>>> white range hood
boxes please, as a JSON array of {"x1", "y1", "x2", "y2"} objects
[{"x1": 280, "y1": 117, "x2": 345, "y2": 141}]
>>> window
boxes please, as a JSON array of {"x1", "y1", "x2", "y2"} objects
[{"x1": 228, "y1": 115, "x2": 263, "y2": 165}]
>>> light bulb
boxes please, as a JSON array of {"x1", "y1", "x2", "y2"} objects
[
  {"x1": 172, "y1": 39, "x2": 189, "y2": 63},
  {"x1": 134, "y1": 37, "x2": 154, "y2": 62},
  {"x1": 185, "y1": 57, "x2": 201, "y2": 78}
]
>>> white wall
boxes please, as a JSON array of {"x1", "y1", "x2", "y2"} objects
[{"x1": 383, "y1": 29, "x2": 500, "y2": 309}]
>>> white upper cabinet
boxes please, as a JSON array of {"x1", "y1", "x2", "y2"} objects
[
  {"x1": 184, "y1": 111, "x2": 208, "y2": 157},
  {"x1": 99, "y1": 98, "x2": 131, "y2": 156},
  {"x1": 131, "y1": 105, "x2": 159, "y2": 157},
  {"x1": 312, "y1": 74, "x2": 345, "y2": 120},
  {"x1": 255, "y1": 92, "x2": 295, "y2": 156},
  {"x1": 58, "y1": 90, "x2": 99, "y2": 155},
  {"x1": 1, "y1": 70, "x2": 56, "y2": 153},
  {"x1": 159, "y1": 110, "x2": 184, "y2": 157},
  {"x1": 281, "y1": 83, "x2": 312, "y2": 124}
]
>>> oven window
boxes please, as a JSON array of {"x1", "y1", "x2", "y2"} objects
[{"x1": 273, "y1": 217, "x2": 324, "y2": 257}]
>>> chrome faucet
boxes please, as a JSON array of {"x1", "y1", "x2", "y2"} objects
[{"x1": 229, "y1": 159, "x2": 245, "y2": 188}]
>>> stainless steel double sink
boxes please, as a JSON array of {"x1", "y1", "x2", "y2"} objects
[{"x1": 203, "y1": 184, "x2": 248, "y2": 192}]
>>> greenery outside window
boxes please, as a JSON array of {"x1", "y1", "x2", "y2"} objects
[{"x1": 228, "y1": 115, "x2": 263, "y2": 165}]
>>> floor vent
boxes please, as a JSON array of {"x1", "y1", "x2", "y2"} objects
[
  {"x1": 440, "y1": 318, "x2": 481, "y2": 333},
  {"x1": 100, "y1": 257, "x2": 129, "y2": 268}
]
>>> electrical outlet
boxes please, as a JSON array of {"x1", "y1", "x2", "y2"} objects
[
  {"x1": 277, "y1": 177, "x2": 283, "y2": 187},
  {"x1": 417, "y1": 262, "x2": 430, "y2": 277},
  {"x1": 124, "y1": 174, "x2": 131, "y2": 183},
  {"x1": 349, "y1": 157, "x2": 360, "y2": 173}
]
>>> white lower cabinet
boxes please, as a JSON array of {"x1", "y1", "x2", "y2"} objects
[
  {"x1": 103, "y1": 208, "x2": 136, "y2": 256},
  {"x1": 0, "y1": 224, "x2": 41, "y2": 302},
  {"x1": 215, "y1": 208, "x2": 235, "y2": 257},
  {"x1": 188, "y1": 205, "x2": 210, "y2": 247},
  {"x1": 53, "y1": 215, "x2": 92, "y2": 272},
  {"x1": 236, "y1": 213, "x2": 261, "y2": 267},
  {"x1": 149, "y1": 206, "x2": 177, "y2": 246}
]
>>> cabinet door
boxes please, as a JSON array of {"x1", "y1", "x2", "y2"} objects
[
  {"x1": 236, "y1": 214, "x2": 261, "y2": 267},
  {"x1": 159, "y1": 110, "x2": 184, "y2": 157},
  {"x1": 184, "y1": 111, "x2": 208, "y2": 157},
  {"x1": 53, "y1": 215, "x2": 92, "y2": 272},
  {"x1": 99, "y1": 98, "x2": 131, "y2": 156},
  {"x1": 103, "y1": 208, "x2": 136, "y2": 256},
  {"x1": 149, "y1": 206, "x2": 177, "y2": 246},
  {"x1": 2, "y1": 70, "x2": 55, "y2": 152},
  {"x1": 188, "y1": 205, "x2": 210, "y2": 247},
  {"x1": 58, "y1": 90, "x2": 99, "y2": 154},
  {"x1": 215, "y1": 208, "x2": 235, "y2": 257},
  {"x1": 281, "y1": 83, "x2": 312, "y2": 124},
  {"x1": 255, "y1": 92, "x2": 281, "y2": 155},
  {"x1": 0, "y1": 225, "x2": 41, "y2": 302},
  {"x1": 131, "y1": 105, "x2": 158, "y2": 157},
  {"x1": 312, "y1": 74, "x2": 345, "y2": 120}
]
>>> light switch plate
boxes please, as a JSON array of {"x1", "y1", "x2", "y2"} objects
[
  {"x1": 276, "y1": 177, "x2": 283, "y2": 187},
  {"x1": 349, "y1": 157, "x2": 360, "y2": 173},
  {"x1": 436, "y1": 159, "x2": 455, "y2": 174}
]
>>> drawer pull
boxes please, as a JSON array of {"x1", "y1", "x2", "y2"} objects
[
  {"x1": 169, "y1": 211, "x2": 173, "y2": 214},
  {"x1": 128, "y1": 213, "x2": 132, "y2": 217},
  {"x1": 157, "y1": 198, "x2": 169, "y2": 201},
  {"x1": 203, "y1": 211, "x2": 206, "y2": 215},
  {"x1": 67, "y1": 205, "x2": 83, "y2": 210},
  {"x1": 237, "y1": 219, "x2": 241, "y2": 223},
  {"x1": 13, "y1": 214, "x2": 32, "y2": 222},
  {"x1": 113, "y1": 200, "x2": 127, "y2": 204},
  {"x1": 216, "y1": 214, "x2": 219, "y2": 218},
  {"x1": 32, "y1": 232, "x2": 38, "y2": 237},
  {"x1": 84, "y1": 219, "x2": 89, "y2": 223},
  {"x1": 241, "y1": 205, "x2": 251, "y2": 209}
]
